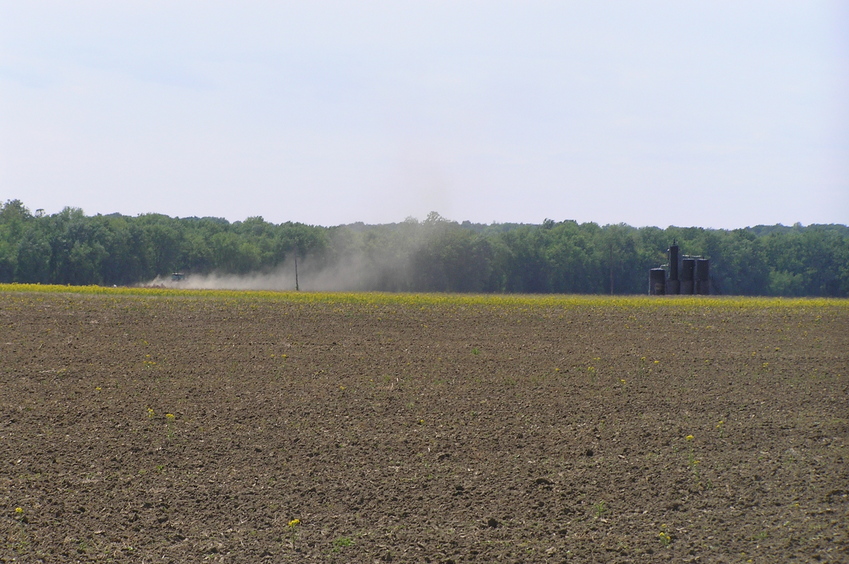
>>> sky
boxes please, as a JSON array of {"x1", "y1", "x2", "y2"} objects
[{"x1": 1, "y1": 1, "x2": 847, "y2": 229}]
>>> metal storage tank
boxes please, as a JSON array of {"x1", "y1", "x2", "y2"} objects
[
  {"x1": 695, "y1": 258, "x2": 710, "y2": 295},
  {"x1": 666, "y1": 244, "x2": 680, "y2": 295},
  {"x1": 649, "y1": 268, "x2": 666, "y2": 295},
  {"x1": 680, "y1": 257, "x2": 695, "y2": 295}
]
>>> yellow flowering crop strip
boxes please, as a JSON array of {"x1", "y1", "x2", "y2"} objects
[{"x1": 1, "y1": 283, "x2": 847, "y2": 310}]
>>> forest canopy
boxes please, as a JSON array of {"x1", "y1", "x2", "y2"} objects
[{"x1": 1, "y1": 200, "x2": 847, "y2": 296}]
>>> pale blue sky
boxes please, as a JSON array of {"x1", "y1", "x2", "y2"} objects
[{"x1": 1, "y1": 1, "x2": 847, "y2": 228}]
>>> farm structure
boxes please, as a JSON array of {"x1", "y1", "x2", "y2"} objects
[{"x1": 650, "y1": 243, "x2": 710, "y2": 295}]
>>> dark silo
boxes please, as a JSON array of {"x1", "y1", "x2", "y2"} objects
[
  {"x1": 680, "y1": 257, "x2": 695, "y2": 295},
  {"x1": 667, "y1": 243, "x2": 680, "y2": 295},
  {"x1": 695, "y1": 259, "x2": 710, "y2": 295},
  {"x1": 667, "y1": 278, "x2": 680, "y2": 295},
  {"x1": 649, "y1": 268, "x2": 666, "y2": 295},
  {"x1": 667, "y1": 244, "x2": 679, "y2": 280}
]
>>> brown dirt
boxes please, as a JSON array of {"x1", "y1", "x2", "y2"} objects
[{"x1": 1, "y1": 292, "x2": 848, "y2": 563}]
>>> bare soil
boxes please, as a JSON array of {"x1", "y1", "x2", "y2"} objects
[{"x1": 1, "y1": 292, "x2": 847, "y2": 563}]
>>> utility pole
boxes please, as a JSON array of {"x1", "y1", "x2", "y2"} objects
[{"x1": 294, "y1": 246, "x2": 299, "y2": 291}]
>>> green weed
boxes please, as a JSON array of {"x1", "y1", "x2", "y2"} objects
[{"x1": 593, "y1": 501, "x2": 608, "y2": 518}]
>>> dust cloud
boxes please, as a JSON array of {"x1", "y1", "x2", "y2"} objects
[
  {"x1": 144, "y1": 253, "x2": 415, "y2": 293},
  {"x1": 142, "y1": 216, "x2": 461, "y2": 292}
]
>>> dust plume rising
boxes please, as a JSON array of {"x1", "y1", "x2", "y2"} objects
[
  {"x1": 143, "y1": 215, "x2": 462, "y2": 292},
  {"x1": 144, "y1": 253, "x2": 414, "y2": 293}
]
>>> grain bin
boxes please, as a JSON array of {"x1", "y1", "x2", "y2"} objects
[
  {"x1": 680, "y1": 257, "x2": 695, "y2": 295},
  {"x1": 695, "y1": 258, "x2": 710, "y2": 295},
  {"x1": 666, "y1": 243, "x2": 680, "y2": 295},
  {"x1": 650, "y1": 268, "x2": 666, "y2": 295}
]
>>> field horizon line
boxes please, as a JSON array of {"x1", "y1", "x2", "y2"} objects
[{"x1": 2, "y1": 283, "x2": 847, "y2": 309}]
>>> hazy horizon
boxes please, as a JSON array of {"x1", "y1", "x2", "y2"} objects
[{"x1": 10, "y1": 198, "x2": 849, "y2": 230}]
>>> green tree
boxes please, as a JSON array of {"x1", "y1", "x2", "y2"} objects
[
  {"x1": 15, "y1": 227, "x2": 52, "y2": 283},
  {"x1": 0, "y1": 200, "x2": 33, "y2": 281}
]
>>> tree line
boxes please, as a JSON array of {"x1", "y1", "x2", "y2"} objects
[{"x1": 1, "y1": 199, "x2": 847, "y2": 296}]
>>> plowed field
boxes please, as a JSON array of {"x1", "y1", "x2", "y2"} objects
[{"x1": 1, "y1": 290, "x2": 847, "y2": 562}]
